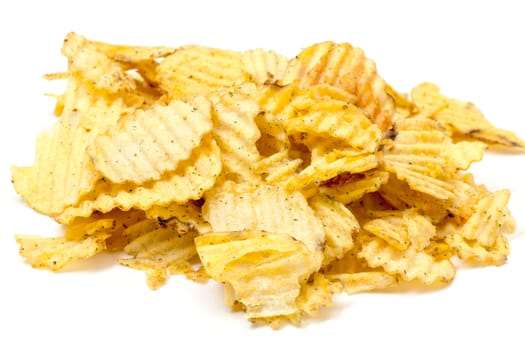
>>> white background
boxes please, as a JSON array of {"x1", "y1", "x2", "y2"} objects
[{"x1": 1, "y1": 1, "x2": 524, "y2": 349}]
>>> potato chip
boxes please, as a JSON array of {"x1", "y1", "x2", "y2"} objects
[
  {"x1": 90, "y1": 96, "x2": 213, "y2": 183},
  {"x1": 283, "y1": 96, "x2": 382, "y2": 153},
  {"x1": 195, "y1": 230, "x2": 316, "y2": 318},
  {"x1": 11, "y1": 79, "x2": 125, "y2": 216},
  {"x1": 320, "y1": 169, "x2": 389, "y2": 204},
  {"x1": 327, "y1": 271, "x2": 396, "y2": 295},
  {"x1": 157, "y1": 45, "x2": 245, "y2": 99},
  {"x1": 119, "y1": 222, "x2": 198, "y2": 289},
  {"x1": 440, "y1": 221, "x2": 510, "y2": 266},
  {"x1": 62, "y1": 32, "x2": 136, "y2": 94},
  {"x1": 209, "y1": 84, "x2": 262, "y2": 183},
  {"x1": 254, "y1": 151, "x2": 303, "y2": 185},
  {"x1": 286, "y1": 151, "x2": 378, "y2": 191},
  {"x1": 358, "y1": 234, "x2": 456, "y2": 285},
  {"x1": 308, "y1": 194, "x2": 358, "y2": 265},
  {"x1": 411, "y1": 82, "x2": 525, "y2": 151},
  {"x1": 242, "y1": 48, "x2": 288, "y2": 85},
  {"x1": 15, "y1": 232, "x2": 109, "y2": 271},
  {"x1": 203, "y1": 181, "x2": 325, "y2": 262},
  {"x1": 282, "y1": 41, "x2": 394, "y2": 131},
  {"x1": 57, "y1": 136, "x2": 221, "y2": 224}
]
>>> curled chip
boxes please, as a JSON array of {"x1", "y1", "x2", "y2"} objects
[{"x1": 11, "y1": 32, "x2": 524, "y2": 328}]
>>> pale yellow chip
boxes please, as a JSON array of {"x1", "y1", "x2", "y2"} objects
[
  {"x1": 308, "y1": 194, "x2": 358, "y2": 266},
  {"x1": 203, "y1": 181, "x2": 325, "y2": 264},
  {"x1": 320, "y1": 169, "x2": 389, "y2": 204},
  {"x1": 62, "y1": 32, "x2": 136, "y2": 94},
  {"x1": 411, "y1": 82, "x2": 525, "y2": 151},
  {"x1": 119, "y1": 223, "x2": 198, "y2": 289},
  {"x1": 286, "y1": 150, "x2": 378, "y2": 191},
  {"x1": 195, "y1": 230, "x2": 316, "y2": 319},
  {"x1": 358, "y1": 234, "x2": 456, "y2": 285},
  {"x1": 209, "y1": 84, "x2": 262, "y2": 183},
  {"x1": 157, "y1": 45, "x2": 245, "y2": 100},
  {"x1": 57, "y1": 136, "x2": 221, "y2": 224},
  {"x1": 282, "y1": 41, "x2": 394, "y2": 131},
  {"x1": 242, "y1": 48, "x2": 288, "y2": 85},
  {"x1": 90, "y1": 96, "x2": 213, "y2": 184},
  {"x1": 16, "y1": 232, "x2": 109, "y2": 271},
  {"x1": 254, "y1": 151, "x2": 303, "y2": 185},
  {"x1": 11, "y1": 79, "x2": 126, "y2": 216},
  {"x1": 327, "y1": 271, "x2": 396, "y2": 295}
]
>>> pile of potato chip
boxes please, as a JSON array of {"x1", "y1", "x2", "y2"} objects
[{"x1": 12, "y1": 33, "x2": 525, "y2": 328}]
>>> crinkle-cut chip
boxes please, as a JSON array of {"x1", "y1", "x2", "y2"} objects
[
  {"x1": 358, "y1": 235, "x2": 456, "y2": 284},
  {"x1": 157, "y1": 45, "x2": 245, "y2": 99},
  {"x1": 364, "y1": 209, "x2": 434, "y2": 251},
  {"x1": 385, "y1": 162, "x2": 455, "y2": 200},
  {"x1": 11, "y1": 82, "x2": 126, "y2": 216},
  {"x1": 254, "y1": 151, "x2": 303, "y2": 185},
  {"x1": 286, "y1": 151, "x2": 378, "y2": 191},
  {"x1": 62, "y1": 32, "x2": 136, "y2": 94},
  {"x1": 146, "y1": 201, "x2": 210, "y2": 234},
  {"x1": 56, "y1": 137, "x2": 221, "y2": 224},
  {"x1": 308, "y1": 194, "x2": 358, "y2": 266},
  {"x1": 411, "y1": 82, "x2": 525, "y2": 151},
  {"x1": 203, "y1": 181, "x2": 325, "y2": 264},
  {"x1": 378, "y1": 176, "x2": 449, "y2": 223},
  {"x1": 119, "y1": 223, "x2": 198, "y2": 289},
  {"x1": 15, "y1": 232, "x2": 109, "y2": 271},
  {"x1": 282, "y1": 41, "x2": 394, "y2": 131},
  {"x1": 90, "y1": 96, "x2": 213, "y2": 184},
  {"x1": 461, "y1": 190, "x2": 512, "y2": 247},
  {"x1": 284, "y1": 97, "x2": 382, "y2": 152},
  {"x1": 209, "y1": 85, "x2": 261, "y2": 182},
  {"x1": 195, "y1": 230, "x2": 317, "y2": 318},
  {"x1": 242, "y1": 48, "x2": 288, "y2": 85},
  {"x1": 327, "y1": 271, "x2": 396, "y2": 295},
  {"x1": 443, "y1": 226, "x2": 509, "y2": 266},
  {"x1": 320, "y1": 170, "x2": 389, "y2": 204}
]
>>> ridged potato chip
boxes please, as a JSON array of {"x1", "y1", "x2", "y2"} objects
[
  {"x1": 242, "y1": 48, "x2": 288, "y2": 85},
  {"x1": 411, "y1": 82, "x2": 525, "y2": 151},
  {"x1": 57, "y1": 136, "x2": 221, "y2": 223},
  {"x1": 195, "y1": 230, "x2": 316, "y2": 318},
  {"x1": 90, "y1": 96, "x2": 213, "y2": 184},
  {"x1": 157, "y1": 45, "x2": 245, "y2": 99},
  {"x1": 282, "y1": 41, "x2": 394, "y2": 131}
]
